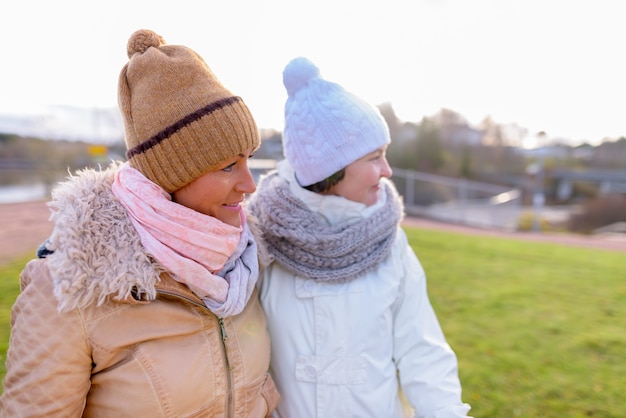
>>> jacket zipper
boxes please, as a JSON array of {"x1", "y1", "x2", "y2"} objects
[
  {"x1": 157, "y1": 289, "x2": 234, "y2": 417},
  {"x1": 218, "y1": 317, "x2": 234, "y2": 417}
]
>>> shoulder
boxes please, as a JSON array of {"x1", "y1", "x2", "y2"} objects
[
  {"x1": 391, "y1": 227, "x2": 412, "y2": 257},
  {"x1": 20, "y1": 258, "x2": 53, "y2": 293}
]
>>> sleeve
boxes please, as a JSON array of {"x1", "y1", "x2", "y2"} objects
[
  {"x1": 391, "y1": 231, "x2": 472, "y2": 418},
  {"x1": 0, "y1": 259, "x2": 92, "y2": 417}
]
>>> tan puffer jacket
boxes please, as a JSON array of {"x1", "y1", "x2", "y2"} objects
[{"x1": 0, "y1": 164, "x2": 279, "y2": 417}]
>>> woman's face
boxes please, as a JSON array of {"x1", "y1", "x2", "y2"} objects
[
  {"x1": 325, "y1": 146, "x2": 392, "y2": 206},
  {"x1": 172, "y1": 148, "x2": 256, "y2": 227}
]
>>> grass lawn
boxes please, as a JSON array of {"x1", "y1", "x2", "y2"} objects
[
  {"x1": 404, "y1": 227, "x2": 626, "y2": 417},
  {"x1": 0, "y1": 254, "x2": 31, "y2": 386},
  {"x1": 1, "y1": 228, "x2": 625, "y2": 417}
]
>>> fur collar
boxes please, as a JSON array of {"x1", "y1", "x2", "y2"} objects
[{"x1": 45, "y1": 162, "x2": 163, "y2": 312}]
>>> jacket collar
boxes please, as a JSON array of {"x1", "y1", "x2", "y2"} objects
[{"x1": 46, "y1": 162, "x2": 163, "y2": 312}]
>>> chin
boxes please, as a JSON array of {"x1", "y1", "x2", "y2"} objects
[
  {"x1": 227, "y1": 219, "x2": 242, "y2": 228},
  {"x1": 363, "y1": 196, "x2": 378, "y2": 206},
  {"x1": 214, "y1": 215, "x2": 240, "y2": 228}
]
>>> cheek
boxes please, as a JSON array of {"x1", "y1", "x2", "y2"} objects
[
  {"x1": 360, "y1": 167, "x2": 380, "y2": 184},
  {"x1": 175, "y1": 183, "x2": 219, "y2": 214}
]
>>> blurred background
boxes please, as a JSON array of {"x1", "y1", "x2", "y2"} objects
[
  {"x1": 1, "y1": 2, "x2": 625, "y2": 416},
  {"x1": 1, "y1": 0, "x2": 625, "y2": 235}
]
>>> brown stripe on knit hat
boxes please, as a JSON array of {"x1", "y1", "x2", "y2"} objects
[
  {"x1": 126, "y1": 96, "x2": 259, "y2": 193},
  {"x1": 126, "y1": 96, "x2": 243, "y2": 159}
]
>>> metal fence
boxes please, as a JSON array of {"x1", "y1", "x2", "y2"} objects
[{"x1": 391, "y1": 168, "x2": 522, "y2": 231}]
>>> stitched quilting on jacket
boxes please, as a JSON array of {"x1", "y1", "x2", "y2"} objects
[{"x1": 0, "y1": 163, "x2": 279, "y2": 417}]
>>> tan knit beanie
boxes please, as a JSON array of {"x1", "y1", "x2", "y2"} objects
[{"x1": 118, "y1": 29, "x2": 260, "y2": 193}]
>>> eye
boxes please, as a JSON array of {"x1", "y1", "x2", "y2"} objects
[{"x1": 222, "y1": 161, "x2": 237, "y2": 172}]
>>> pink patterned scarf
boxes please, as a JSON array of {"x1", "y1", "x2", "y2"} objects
[{"x1": 111, "y1": 164, "x2": 258, "y2": 317}]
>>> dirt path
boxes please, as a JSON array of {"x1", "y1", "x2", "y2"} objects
[
  {"x1": 0, "y1": 200, "x2": 624, "y2": 267},
  {"x1": 0, "y1": 200, "x2": 54, "y2": 265}
]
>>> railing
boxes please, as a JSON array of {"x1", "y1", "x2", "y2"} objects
[{"x1": 391, "y1": 167, "x2": 522, "y2": 231}]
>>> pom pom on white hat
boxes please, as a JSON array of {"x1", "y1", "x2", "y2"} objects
[{"x1": 282, "y1": 57, "x2": 390, "y2": 187}]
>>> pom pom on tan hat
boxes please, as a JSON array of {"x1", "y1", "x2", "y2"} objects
[{"x1": 118, "y1": 29, "x2": 259, "y2": 193}]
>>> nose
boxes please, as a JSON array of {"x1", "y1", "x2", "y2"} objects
[
  {"x1": 238, "y1": 164, "x2": 257, "y2": 194},
  {"x1": 381, "y1": 157, "x2": 393, "y2": 178}
]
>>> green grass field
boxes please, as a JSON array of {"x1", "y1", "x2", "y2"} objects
[
  {"x1": 403, "y1": 227, "x2": 626, "y2": 417},
  {"x1": 1, "y1": 227, "x2": 625, "y2": 417},
  {"x1": 0, "y1": 255, "x2": 30, "y2": 387}
]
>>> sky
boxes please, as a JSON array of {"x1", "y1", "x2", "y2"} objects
[{"x1": 1, "y1": 0, "x2": 624, "y2": 147}]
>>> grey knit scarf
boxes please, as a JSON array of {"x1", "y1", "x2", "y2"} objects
[{"x1": 248, "y1": 172, "x2": 404, "y2": 282}]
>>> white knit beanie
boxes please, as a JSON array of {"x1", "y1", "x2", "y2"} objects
[{"x1": 282, "y1": 57, "x2": 391, "y2": 187}]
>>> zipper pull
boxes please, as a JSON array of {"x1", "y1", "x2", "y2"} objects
[{"x1": 218, "y1": 317, "x2": 228, "y2": 343}]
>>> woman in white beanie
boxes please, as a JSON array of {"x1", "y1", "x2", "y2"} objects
[
  {"x1": 247, "y1": 57, "x2": 471, "y2": 417},
  {"x1": 0, "y1": 29, "x2": 279, "y2": 417}
]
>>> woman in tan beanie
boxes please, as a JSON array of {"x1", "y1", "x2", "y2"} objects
[{"x1": 0, "y1": 29, "x2": 279, "y2": 417}]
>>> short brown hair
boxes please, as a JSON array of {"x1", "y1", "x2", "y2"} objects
[{"x1": 303, "y1": 169, "x2": 345, "y2": 193}]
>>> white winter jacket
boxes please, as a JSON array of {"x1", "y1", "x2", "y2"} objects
[{"x1": 256, "y1": 163, "x2": 471, "y2": 418}]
